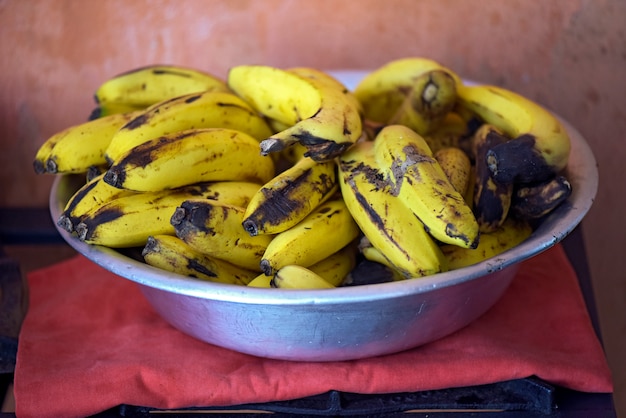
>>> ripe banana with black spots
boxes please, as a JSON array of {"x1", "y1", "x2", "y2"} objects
[
  {"x1": 33, "y1": 111, "x2": 141, "y2": 175},
  {"x1": 456, "y1": 83, "x2": 571, "y2": 184},
  {"x1": 227, "y1": 65, "x2": 363, "y2": 161},
  {"x1": 103, "y1": 128, "x2": 275, "y2": 192},
  {"x1": 472, "y1": 124, "x2": 513, "y2": 233},
  {"x1": 434, "y1": 146, "x2": 472, "y2": 196},
  {"x1": 510, "y1": 175, "x2": 572, "y2": 220},
  {"x1": 373, "y1": 124, "x2": 479, "y2": 249},
  {"x1": 271, "y1": 265, "x2": 335, "y2": 289},
  {"x1": 441, "y1": 218, "x2": 533, "y2": 270},
  {"x1": 74, "y1": 182, "x2": 254, "y2": 248},
  {"x1": 171, "y1": 199, "x2": 273, "y2": 271},
  {"x1": 353, "y1": 57, "x2": 461, "y2": 126},
  {"x1": 142, "y1": 235, "x2": 257, "y2": 285},
  {"x1": 338, "y1": 140, "x2": 447, "y2": 278},
  {"x1": 61, "y1": 177, "x2": 260, "y2": 234},
  {"x1": 57, "y1": 173, "x2": 134, "y2": 233},
  {"x1": 387, "y1": 69, "x2": 458, "y2": 135},
  {"x1": 259, "y1": 199, "x2": 360, "y2": 276},
  {"x1": 95, "y1": 64, "x2": 231, "y2": 109},
  {"x1": 104, "y1": 90, "x2": 273, "y2": 164},
  {"x1": 242, "y1": 156, "x2": 338, "y2": 236}
]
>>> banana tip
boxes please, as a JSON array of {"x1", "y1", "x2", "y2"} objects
[
  {"x1": 259, "y1": 259, "x2": 273, "y2": 276},
  {"x1": 33, "y1": 159, "x2": 46, "y2": 174},
  {"x1": 242, "y1": 219, "x2": 259, "y2": 237}
]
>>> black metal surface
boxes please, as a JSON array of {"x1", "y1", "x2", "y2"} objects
[
  {"x1": 0, "y1": 207, "x2": 64, "y2": 245},
  {"x1": 0, "y1": 246, "x2": 25, "y2": 375},
  {"x1": 0, "y1": 208, "x2": 617, "y2": 417},
  {"x1": 100, "y1": 377, "x2": 555, "y2": 417}
]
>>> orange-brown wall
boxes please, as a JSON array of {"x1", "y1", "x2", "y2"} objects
[{"x1": 1, "y1": 0, "x2": 625, "y2": 413}]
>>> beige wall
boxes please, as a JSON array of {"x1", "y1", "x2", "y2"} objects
[{"x1": 2, "y1": 0, "x2": 625, "y2": 413}]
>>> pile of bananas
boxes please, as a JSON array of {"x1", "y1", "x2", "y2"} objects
[{"x1": 34, "y1": 58, "x2": 573, "y2": 289}]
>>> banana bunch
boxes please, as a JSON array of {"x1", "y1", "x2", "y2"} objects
[
  {"x1": 33, "y1": 111, "x2": 142, "y2": 175},
  {"x1": 227, "y1": 64, "x2": 363, "y2": 161},
  {"x1": 33, "y1": 57, "x2": 575, "y2": 290},
  {"x1": 103, "y1": 90, "x2": 274, "y2": 164},
  {"x1": 353, "y1": 57, "x2": 462, "y2": 136},
  {"x1": 456, "y1": 83, "x2": 571, "y2": 184},
  {"x1": 338, "y1": 139, "x2": 449, "y2": 278},
  {"x1": 69, "y1": 180, "x2": 263, "y2": 248},
  {"x1": 103, "y1": 128, "x2": 276, "y2": 192},
  {"x1": 142, "y1": 235, "x2": 258, "y2": 285},
  {"x1": 93, "y1": 64, "x2": 232, "y2": 117}
]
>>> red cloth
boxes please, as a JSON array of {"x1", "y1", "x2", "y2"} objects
[{"x1": 14, "y1": 244, "x2": 613, "y2": 418}]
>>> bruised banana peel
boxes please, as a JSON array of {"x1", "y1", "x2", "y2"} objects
[
  {"x1": 456, "y1": 83, "x2": 571, "y2": 184},
  {"x1": 472, "y1": 124, "x2": 514, "y2": 233}
]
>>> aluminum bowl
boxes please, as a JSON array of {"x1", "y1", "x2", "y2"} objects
[{"x1": 49, "y1": 74, "x2": 598, "y2": 362}]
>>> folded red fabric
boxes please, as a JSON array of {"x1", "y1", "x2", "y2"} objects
[{"x1": 14, "y1": 244, "x2": 613, "y2": 418}]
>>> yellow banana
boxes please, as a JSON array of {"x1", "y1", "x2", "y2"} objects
[
  {"x1": 64, "y1": 179, "x2": 260, "y2": 224},
  {"x1": 456, "y1": 83, "x2": 571, "y2": 184},
  {"x1": 441, "y1": 218, "x2": 533, "y2": 270},
  {"x1": 271, "y1": 265, "x2": 335, "y2": 289},
  {"x1": 104, "y1": 90, "x2": 273, "y2": 163},
  {"x1": 472, "y1": 124, "x2": 514, "y2": 233},
  {"x1": 95, "y1": 64, "x2": 231, "y2": 108},
  {"x1": 74, "y1": 183, "x2": 246, "y2": 248},
  {"x1": 373, "y1": 124, "x2": 479, "y2": 249},
  {"x1": 510, "y1": 175, "x2": 572, "y2": 220},
  {"x1": 307, "y1": 243, "x2": 358, "y2": 287},
  {"x1": 259, "y1": 199, "x2": 361, "y2": 276},
  {"x1": 142, "y1": 235, "x2": 257, "y2": 285},
  {"x1": 267, "y1": 118, "x2": 293, "y2": 135},
  {"x1": 247, "y1": 273, "x2": 273, "y2": 288},
  {"x1": 338, "y1": 140, "x2": 447, "y2": 278},
  {"x1": 33, "y1": 111, "x2": 141, "y2": 175},
  {"x1": 353, "y1": 57, "x2": 461, "y2": 124},
  {"x1": 227, "y1": 65, "x2": 363, "y2": 162},
  {"x1": 228, "y1": 65, "x2": 320, "y2": 126},
  {"x1": 434, "y1": 146, "x2": 472, "y2": 196},
  {"x1": 57, "y1": 173, "x2": 135, "y2": 233},
  {"x1": 387, "y1": 69, "x2": 458, "y2": 135},
  {"x1": 103, "y1": 128, "x2": 275, "y2": 192},
  {"x1": 286, "y1": 67, "x2": 363, "y2": 116},
  {"x1": 241, "y1": 157, "x2": 338, "y2": 236},
  {"x1": 171, "y1": 199, "x2": 273, "y2": 271}
]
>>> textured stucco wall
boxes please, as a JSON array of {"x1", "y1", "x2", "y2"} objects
[{"x1": 1, "y1": 0, "x2": 625, "y2": 413}]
